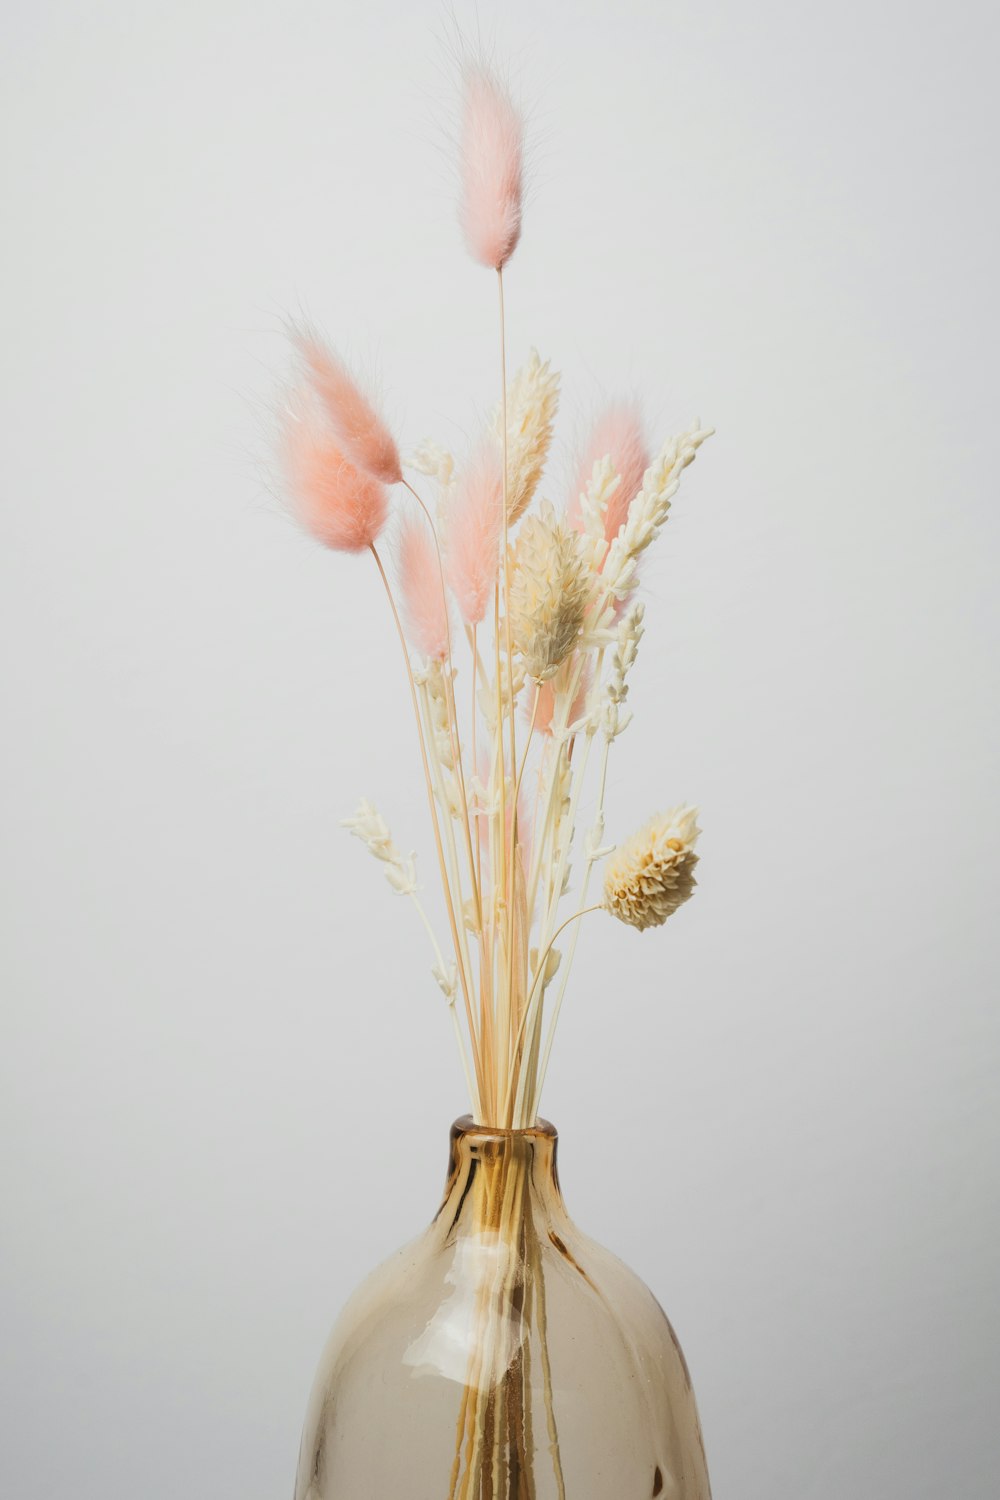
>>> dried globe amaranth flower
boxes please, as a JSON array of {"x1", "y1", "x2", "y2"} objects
[
  {"x1": 603, "y1": 806, "x2": 701, "y2": 930},
  {"x1": 509, "y1": 502, "x2": 594, "y2": 681}
]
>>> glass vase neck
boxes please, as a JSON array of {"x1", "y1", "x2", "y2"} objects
[{"x1": 439, "y1": 1115, "x2": 565, "y2": 1228}]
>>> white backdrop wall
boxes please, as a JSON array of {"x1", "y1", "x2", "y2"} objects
[{"x1": 2, "y1": 1, "x2": 997, "y2": 1496}]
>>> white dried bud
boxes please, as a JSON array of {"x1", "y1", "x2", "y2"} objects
[
  {"x1": 407, "y1": 439, "x2": 456, "y2": 488},
  {"x1": 530, "y1": 946, "x2": 562, "y2": 989},
  {"x1": 342, "y1": 799, "x2": 418, "y2": 897},
  {"x1": 584, "y1": 812, "x2": 614, "y2": 864},
  {"x1": 432, "y1": 961, "x2": 458, "y2": 1005},
  {"x1": 425, "y1": 661, "x2": 455, "y2": 770}
]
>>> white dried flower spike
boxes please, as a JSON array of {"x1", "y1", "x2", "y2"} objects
[
  {"x1": 509, "y1": 501, "x2": 595, "y2": 681},
  {"x1": 601, "y1": 423, "x2": 714, "y2": 604},
  {"x1": 608, "y1": 601, "x2": 644, "y2": 702},
  {"x1": 603, "y1": 805, "x2": 701, "y2": 930},
  {"x1": 342, "y1": 799, "x2": 418, "y2": 896},
  {"x1": 602, "y1": 600, "x2": 645, "y2": 741},
  {"x1": 579, "y1": 455, "x2": 621, "y2": 544},
  {"x1": 424, "y1": 660, "x2": 456, "y2": 771},
  {"x1": 492, "y1": 349, "x2": 560, "y2": 524}
]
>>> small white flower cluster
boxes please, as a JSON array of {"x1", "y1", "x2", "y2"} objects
[
  {"x1": 602, "y1": 601, "x2": 644, "y2": 743},
  {"x1": 343, "y1": 799, "x2": 463, "y2": 1026},
  {"x1": 421, "y1": 661, "x2": 456, "y2": 770},
  {"x1": 406, "y1": 439, "x2": 456, "y2": 490},
  {"x1": 341, "y1": 800, "x2": 418, "y2": 896},
  {"x1": 577, "y1": 602, "x2": 649, "y2": 870}
]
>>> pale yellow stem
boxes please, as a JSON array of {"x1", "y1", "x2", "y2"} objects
[
  {"x1": 369, "y1": 543, "x2": 484, "y2": 1113},
  {"x1": 504, "y1": 902, "x2": 603, "y2": 1126},
  {"x1": 401, "y1": 476, "x2": 483, "y2": 934}
]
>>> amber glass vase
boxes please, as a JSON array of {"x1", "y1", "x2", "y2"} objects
[{"x1": 294, "y1": 1117, "x2": 711, "y2": 1499}]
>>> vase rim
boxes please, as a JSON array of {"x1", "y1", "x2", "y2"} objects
[{"x1": 452, "y1": 1114, "x2": 557, "y2": 1142}]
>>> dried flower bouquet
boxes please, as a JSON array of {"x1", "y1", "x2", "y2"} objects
[
  {"x1": 278, "y1": 62, "x2": 711, "y2": 1133},
  {"x1": 280, "y1": 53, "x2": 715, "y2": 1500}
]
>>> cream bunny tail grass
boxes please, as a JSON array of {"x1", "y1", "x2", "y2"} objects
[
  {"x1": 492, "y1": 349, "x2": 560, "y2": 525},
  {"x1": 509, "y1": 502, "x2": 595, "y2": 681}
]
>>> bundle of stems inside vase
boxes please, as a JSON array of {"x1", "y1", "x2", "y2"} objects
[
  {"x1": 279, "y1": 58, "x2": 711, "y2": 1130},
  {"x1": 446, "y1": 1137, "x2": 562, "y2": 1500}
]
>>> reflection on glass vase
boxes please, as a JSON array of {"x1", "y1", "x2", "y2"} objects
[{"x1": 294, "y1": 1118, "x2": 711, "y2": 1499}]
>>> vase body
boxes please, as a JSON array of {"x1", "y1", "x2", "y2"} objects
[{"x1": 294, "y1": 1117, "x2": 711, "y2": 1500}]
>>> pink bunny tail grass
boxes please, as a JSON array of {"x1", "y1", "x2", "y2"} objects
[
  {"x1": 459, "y1": 64, "x2": 524, "y2": 271},
  {"x1": 295, "y1": 332, "x2": 402, "y2": 485},
  {"x1": 397, "y1": 513, "x2": 450, "y2": 661},
  {"x1": 567, "y1": 404, "x2": 650, "y2": 542},
  {"x1": 283, "y1": 396, "x2": 389, "y2": 553},
  {"x1": 443, "y1": 442, "x2": 503, "y2": 626}
]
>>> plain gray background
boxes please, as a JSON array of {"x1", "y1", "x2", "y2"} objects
[{"x1": 2, "y1": 0, "x2": 997, "y2": 1495}]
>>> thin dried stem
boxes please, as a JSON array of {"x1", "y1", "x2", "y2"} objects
[
  {"x1": 369, "y1": 543, "x2": 484, "y2": 1113},
  {"x1": 505, "y1": 902, "x2": 603, "y2": 1125},
  {"x1": 497, "y1": 265, "x2": 522, "y2": 1111},
  {"x1": 402, "y1": 476, "x2": 483, "y2": 934}
]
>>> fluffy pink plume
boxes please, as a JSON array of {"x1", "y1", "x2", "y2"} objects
[
  {"x1": 284, "y1": 397, "x2": 388, "y2": 553},
  {"x1": 567, "y1": 404, "x2": 650, "y2": 542},
  {"x1": 443, "y1": 443, "x2": 502, "y2": 626},
  {"x1": 296, "y1": 333, "x2": 402, "y2": 485},
  {"x1": 458, "y1": 65, "x2": 524, "y2": 271},
  {"x1": 398, "y1": 514, "x2": 450, "y2": 660}
]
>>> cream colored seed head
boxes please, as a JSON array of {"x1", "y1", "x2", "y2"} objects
[
  {"x1": 493, "y1": 349, "x2": 560, "y2": 524},
  {"x1": 509, "y1": 502, "x2": 594, "y2": 681},
  {"x1": 603, "y1": 806, "x2": 701, "y2": 930}
]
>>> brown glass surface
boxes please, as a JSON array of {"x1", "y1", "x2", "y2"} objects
[{"x1": 294, "y1": 1118, "x2": 711, "y2": 1498}]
